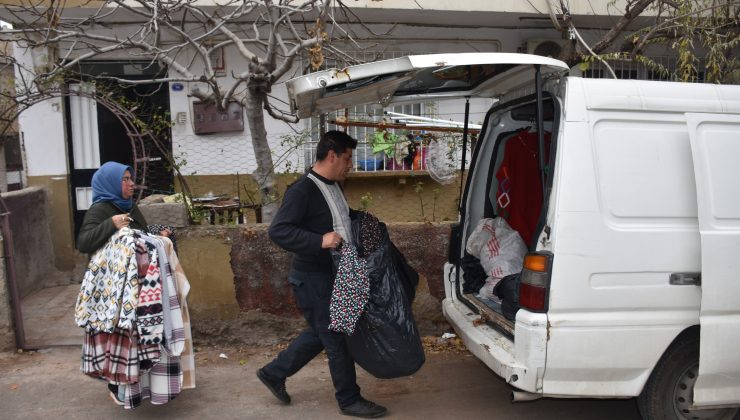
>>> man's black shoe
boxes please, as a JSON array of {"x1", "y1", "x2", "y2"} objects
[
  {"x1": 256, "y1": 368, "x2": 291, "y2": 404},
  {"x1": 340, "y1": 397, "x2": 388, "y2": 418}
]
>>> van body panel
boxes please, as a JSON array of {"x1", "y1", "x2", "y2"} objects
[
  {"x1": 542, "y1": 326, "x2": 687, "y2": 396},
  {"x1": 513, "y1": 310, "x2": 548, "y2": 392},
  {"x1": 686, "y1": 113, "x2": 740, "y2": 408},
  {"x1": 540, "y1": 88, "x2": 706, "y2": 395}
]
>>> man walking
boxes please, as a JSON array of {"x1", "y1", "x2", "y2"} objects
[{"x1": 257, "y1": 130, "x2": 387, "y2": 418}]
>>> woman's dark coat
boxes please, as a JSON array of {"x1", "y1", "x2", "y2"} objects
[{"x1": 76, "y1": 201, "x2": 147, "y2": 254}]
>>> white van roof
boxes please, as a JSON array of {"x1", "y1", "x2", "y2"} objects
[
  {"x1": 575, "y1": 78, "x2": 740, "y2": 114},
  {"x1": 286, "y1": 53, "x2": 569, "y2": 119}
]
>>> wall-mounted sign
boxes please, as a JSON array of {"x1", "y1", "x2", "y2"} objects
[
  {"x1": 172, "y1": 83, "x2": 184, "y2": 92},
  {"x1": 192, "y1": 101, "x2": 244, "y2": 135}
]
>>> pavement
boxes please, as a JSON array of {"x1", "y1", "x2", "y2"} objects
[{"x1": 0, "y1": 341, "x2": 644, "y2": 420}]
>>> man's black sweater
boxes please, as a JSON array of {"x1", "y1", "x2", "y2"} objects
[{"x1": 269, "y1": 170, "x2": 353, "y2": 273}]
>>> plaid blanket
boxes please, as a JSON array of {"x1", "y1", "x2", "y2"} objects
[
  {"x1": 161, "y1": 237, "x2": 195, "y2": 389},
  {"x1": 81, "y1": 327, "x2": 138, "y2": 384},
  {"x1": 122, "y1": 347, "x2": 182, "y2": 409}
]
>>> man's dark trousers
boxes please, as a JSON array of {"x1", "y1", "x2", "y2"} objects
[{"x1": 261, "y1": 269, "x2": 361, "y2": 408}]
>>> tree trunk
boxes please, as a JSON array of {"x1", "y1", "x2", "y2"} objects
[{"x1": 245, "y1": 89, "x2": 278, "y2": 223}]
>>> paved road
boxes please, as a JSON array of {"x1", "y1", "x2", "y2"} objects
[{"x1": 0, "y1": 345, "x2": 642, "y2": 419}]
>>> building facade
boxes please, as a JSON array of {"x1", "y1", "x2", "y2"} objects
[{"x1": 5, "y1": 1, "x2": 681, "y2": 268}]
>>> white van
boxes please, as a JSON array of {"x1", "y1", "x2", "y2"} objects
[{"x1": 286, "y1": 53, "x2": 740, "y2": 420}]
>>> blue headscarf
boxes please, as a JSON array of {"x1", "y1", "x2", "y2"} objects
[{"x1": 92, "y1": 161, "x2": 134, "y2": 211}]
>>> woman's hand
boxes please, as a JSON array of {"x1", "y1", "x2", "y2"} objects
[{"x1": 112, "y1": 214, "x2": 131, "y2": 230}]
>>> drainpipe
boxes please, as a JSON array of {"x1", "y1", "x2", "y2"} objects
[{"x1": 0, "y1": 197, "x2": 25, "y2": 350}]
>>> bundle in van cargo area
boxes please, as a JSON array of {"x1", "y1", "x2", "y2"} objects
[{"x1": 466, "y1": 217, "x2": 527, "y2": 296}]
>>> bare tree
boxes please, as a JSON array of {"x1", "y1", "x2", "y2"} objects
[
  {"x1": 0, "y1": 0, "x2": 364, "y2": 221},
  {"x1": 546, "y1": 0, "x2": 740, "y2": 82}
]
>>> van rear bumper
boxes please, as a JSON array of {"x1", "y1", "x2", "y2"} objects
[{"x1": 442, "y1": 297, "x2": 548, "y2": 393}]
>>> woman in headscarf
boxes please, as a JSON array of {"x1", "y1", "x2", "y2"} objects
[
  {"x1": 76, "y1": 161, "x2": 174, "y2": 405},
  {"x1": 76, "y1": 161, "x2": 168, "y2": 254}
]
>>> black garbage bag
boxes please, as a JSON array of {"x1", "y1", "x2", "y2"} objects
[
  {"x1": 492, "y1": 272, "x2": 521, "y2": 321},
  {"x1": 339, "y1": 214, "x2": 425, "y2": 379},
  {"x1": 389, "y1": 241, "x2": 419, "y2": 303},
  {"x1": 460, "y1": 252, "x2": 486, "y2": 294}
]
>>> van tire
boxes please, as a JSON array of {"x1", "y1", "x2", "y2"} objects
[{"x1": 637, "y1": 331, "x2": 739, "y2": 420}]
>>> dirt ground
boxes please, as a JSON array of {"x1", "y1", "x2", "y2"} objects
[{"x1": 0, "y1": 337, "x2": 646, "y2": 420}]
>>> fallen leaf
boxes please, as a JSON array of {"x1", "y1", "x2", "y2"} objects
[{"x1": 10, "y1": 384, "x2": 18, "y2": 390}]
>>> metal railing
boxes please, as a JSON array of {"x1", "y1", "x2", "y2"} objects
[{"x1": 582, "y1": 56, "x2": 707, "y2": 82}]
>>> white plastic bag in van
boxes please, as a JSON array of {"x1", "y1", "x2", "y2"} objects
[{"x1": 466, "y1": 217, "x2": 527, "y2": 280}]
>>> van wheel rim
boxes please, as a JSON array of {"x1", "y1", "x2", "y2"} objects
[{"x1": 674, "y1": 363, "x2": 730, "y2": 420}]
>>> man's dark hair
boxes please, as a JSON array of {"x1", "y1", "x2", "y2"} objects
[{"x1": 315, "y1": 130, "x2": 357, "y2": 161}]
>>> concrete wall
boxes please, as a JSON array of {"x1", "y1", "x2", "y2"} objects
[
  {"x1": 177, "y1": 222, "x2": 452, "y2": 345},
  {"x1": 25, "y1": 176, "x2": 78, "y2": 271},
  {"x1": 1, "y1": 187, "x2": 57, "y2": 298},
  {"x1": 180, "y1": 172, "x2": 463, "y2": 223},
  {"x1": 0, "y1": 233, "x2": 15, "y2": 351}
]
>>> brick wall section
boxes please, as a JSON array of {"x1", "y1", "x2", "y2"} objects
[{"x1": 178, "y1": 222, "x2": 453, "y2": 336}]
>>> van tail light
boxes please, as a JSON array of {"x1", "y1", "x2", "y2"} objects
[{"x1": 519, "y1": 252, "x2": 553, "y2": 312}]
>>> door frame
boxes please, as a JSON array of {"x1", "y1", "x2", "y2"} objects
[{"x1": 686, "y1": 112, "x2": 740, "y2": 408}]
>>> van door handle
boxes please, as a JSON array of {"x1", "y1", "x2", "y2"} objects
[{"x1": 670, "y1": 272, "x2": 701, "y2": 286}]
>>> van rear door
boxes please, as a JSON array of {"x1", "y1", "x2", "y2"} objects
[
  {"x1": 285, "y1": 53, "x2": 568, "y2": 118},
  {"x1": 686, "y1": 113, "x2": 740, "y2": 408}
]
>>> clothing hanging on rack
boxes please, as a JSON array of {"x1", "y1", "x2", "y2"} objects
[
  {"x1": 494, "y1": 129, "x2": 551, "y2": 246},
  {"x1": 75, "y1": 229, "x2": 194, "y2": 409}
]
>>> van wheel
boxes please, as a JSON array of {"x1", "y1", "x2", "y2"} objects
[{"x1": 637, "y1": 332, "x2": 738, "y2": 420}]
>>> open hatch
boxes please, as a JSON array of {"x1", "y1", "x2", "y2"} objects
[{"x1": 286, "y1": 53, "x2": 569, "y2": 333}]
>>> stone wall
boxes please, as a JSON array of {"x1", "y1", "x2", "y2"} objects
[{"x1": 177, "y1": 222, "x2": 453, "y2": 345}]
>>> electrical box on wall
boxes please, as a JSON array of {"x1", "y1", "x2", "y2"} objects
[{"x1": 192, "y1": 101, "x2": 244, "y2": 134}]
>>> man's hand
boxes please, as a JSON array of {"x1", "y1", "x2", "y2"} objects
[{"x1": 321, "y1": 232, "x2": 344, "y2": 249}]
